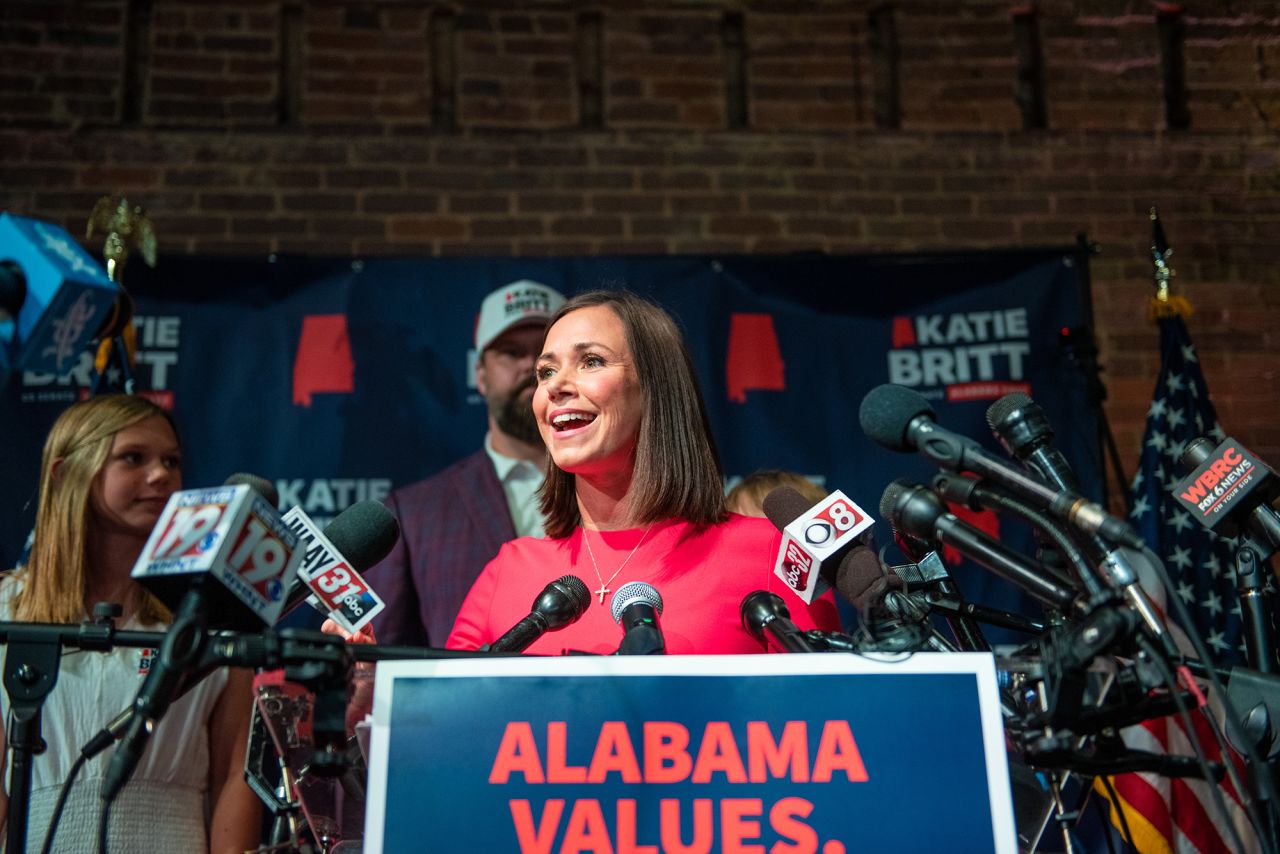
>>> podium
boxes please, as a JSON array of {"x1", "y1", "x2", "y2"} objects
[{"x1": 364, "y1": 654, "x2": 1016, "y2": 853}]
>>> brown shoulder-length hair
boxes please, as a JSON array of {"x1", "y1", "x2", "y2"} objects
[
  {"x1": 12, "y1": 394, "x2": 176, "y2": 625},
  {"x1": 539, "y1": 290, "x2": 727, "y2": 538}
]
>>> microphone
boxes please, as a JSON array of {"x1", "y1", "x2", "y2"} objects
[
  {"x1": 986, "y1": 392, "x2": 1082, "y2": 493},
  {"x1": 281, "y1": 500, "x2": 398, "y2": 633},
  {"x1": 740, "y1": 590, "x2": 819, "y2": 653},
  {"x1": 831, "y1": 547, "x2": 956, "y2": 652},
  {"x1": 1176, "y1": 437, "x2": 1280, "y2": 548},
  {"x1": 763, "y1": 486, "x2": 876, "y2": 605},
  {"x1": 1177, "y1": 437, "x2": 1280, "y2": 672},
  {"x1": 106, "y1": 477, "x2": 304, "y2": 802},
  {"x1": 879, "y1": 479, "x2": 1077, "y2": 612},
  {"x1": 85, "y1": 500, "x2": 399, "y2": 763},
  {"x1": 488, "y1": 575, "x2": 591, "y2": 654},
  {"x1": 610, "y1": 581, "x2": 665, "y2": 655},
  {"x1": 224, "y1": 472, "x2": 279, "y2": 507},
  {"x1": 983, "y1": 393, "x2": 1172, "y2": 641},
  {"x1": 859, "y1": 383, "x2": 1143, "y2": 550},
  {"x1": 0, "y1": 213, "x2": 120, "y2": 378}
]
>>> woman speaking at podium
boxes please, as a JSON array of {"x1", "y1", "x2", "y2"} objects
[
  {"x1": 448, "y1": 291, "x2": 839, "y2": 655},
  {"x1": 0, "y1": 395, "x2": 259, "y2": 853}
]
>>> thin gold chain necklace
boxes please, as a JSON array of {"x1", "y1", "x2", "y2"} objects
[{"x1": 581, "y1": 523, "x2": 654, "y2": 606}]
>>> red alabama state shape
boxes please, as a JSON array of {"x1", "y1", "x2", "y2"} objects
[
  {"x1": 293, "y1": 314, "x2": 355, "y2": 407},
  {"x1": 725, "y1": 313, "x2": 786, "y2": 404}
]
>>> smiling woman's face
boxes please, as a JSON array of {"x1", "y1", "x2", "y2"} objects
[{"x1": 533, "y1": 305, "x2": 644, "y2": 479}]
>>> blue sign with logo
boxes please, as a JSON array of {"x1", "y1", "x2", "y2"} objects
[{"x1": 366, "y1": 654, "x2": 1017, "y2": 853}]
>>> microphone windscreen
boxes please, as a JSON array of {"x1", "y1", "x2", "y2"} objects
[
  {"x1": 984, "y1": 391, "x2": 1033, "y2": 432},
  {"x1": 1179, "y1": 436, "x2": 1216, "y2": 472},
  {"x1": 610, "y1": 581, "x2": 663, "y2": 623},
  {"x1": 323, "y1": 500, "x2": 401, "y2": 572},
  {"x1": 761, "y1": 486, "x2": 813, "y2": 532},
  {"x1": 878, "y1": 478, "x2": 915, "y2": 521},
  {"x1": 858, "y1": 384, "x2": 934, "y2": 451},
  {"x1": 552, "y1": 575, "x2": 592, "y2": 613},
  {"x1": 224, "y1": 473, "x2": 279, "y2": 507}
]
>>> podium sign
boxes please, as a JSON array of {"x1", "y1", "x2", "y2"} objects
[{"x1": 365, "y1": 654, "x2": 1016, "y2": 853}]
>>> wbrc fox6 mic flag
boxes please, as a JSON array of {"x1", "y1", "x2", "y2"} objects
[
  {"x1": 773, "y1": 490, "x2": 874, "y2": 604},
  {"x1": 132, "y1": 483, "x2": 303, "y2": 629}
]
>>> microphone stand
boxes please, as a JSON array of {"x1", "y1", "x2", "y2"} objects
[
  {"x1": 0, "y1": 611, "x2": 170, "y2": 854},
  {"x1": 919, "y1": 592, "x2": 1046, "y2": 636}
]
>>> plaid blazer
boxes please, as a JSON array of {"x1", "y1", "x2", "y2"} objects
[{"x1": 366, "y1": 449, "x2": 516, "y2": 647}]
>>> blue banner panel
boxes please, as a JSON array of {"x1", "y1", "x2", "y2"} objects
[
  {"x1": 0, "y1": 249, "x2": 1094, "y2": 637},
  {"x1": 366, "y1": 655, "x2": 1016, "y2": 854}
]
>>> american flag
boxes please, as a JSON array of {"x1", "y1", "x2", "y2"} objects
[
  {"x1": 1128, "y1": 314, "x2": 1238, "y2": 664},
  {"x1": 1100, "y1": 313, "x2": 1257, "y2": 853}
]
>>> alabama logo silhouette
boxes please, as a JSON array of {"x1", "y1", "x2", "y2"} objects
[
  {"x1": 725, "y1": 313, "x2": 786, "y2": 403},
  {"x1": 293, "y1": 314, "x2": 354, "y2": 407}
]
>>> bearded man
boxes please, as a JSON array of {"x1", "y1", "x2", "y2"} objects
[{"x1": 367, "y1": 280, "x2": 566, "y2": 646}]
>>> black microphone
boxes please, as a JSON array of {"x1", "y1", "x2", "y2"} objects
[
  {"x1": 984, "y1": 392, "x2": 1172, "y2": 643},
  {"x1": 985, "y1": 392, "x2": 1096, "y2": 590},
  {"x1": 986, "y1": 392, "x2": 1082, "y2": 493},
  {"x1": 879, "y1": 479, "x2": 1077, "y2": 612},
  {"x1": 488, "y1": 575, "x2": 591, "y2": 654},
  {"x1": 859, "y1": 383, "x2": 1143, "y2": 550},
  {"x1": 740, "y1": 591, "x2": 819, "y2": 653},
  {"x1": 610, "y1": 581, "x2": 665, "y2": 655}
]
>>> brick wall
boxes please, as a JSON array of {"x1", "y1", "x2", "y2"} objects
[{"x1": 2, "y1": 0, "x2": 1279, "y2": 494}]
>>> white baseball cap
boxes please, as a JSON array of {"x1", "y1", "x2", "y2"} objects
[{"x1": 474, "y1": 279, "x2": 566, "y2": 353}]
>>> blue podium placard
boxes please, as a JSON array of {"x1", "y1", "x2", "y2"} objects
[{"x1": 366, "y1": 654, "x2": 1016, "y2": 853}]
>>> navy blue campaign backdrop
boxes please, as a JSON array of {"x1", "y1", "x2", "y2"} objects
[{"x1": 0, "y1": 248, "x2": 1098, "y2": 635}]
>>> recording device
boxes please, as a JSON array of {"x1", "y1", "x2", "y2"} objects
[
  {"x1": 859, "y1": 383, "x2": 1143, "y2": 550},
  {"x1": 488, "y1": 575, "x2": 592, "y2": 654},
  {"x1": 281, "y1": 501, "x2": 397, "y2": 634},
  {"x1": 762, "y1": 486, "x2": 877, "y2": 605},
  {"x1": 740, "y1": 590, "x2": 818, "y2": 653},
  {"x1": 879, "y1": 479, "x2": 1077, "y2": 611},
  {"x1": 1176, "y1": 437, "x2": 1280, "y2": 547},
  {"x1": 0, "y1": 212, "x2": 120, "y2": 377},
  {"x1": 610, "y1": 581, "x2": 665, "y2": 655}
]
